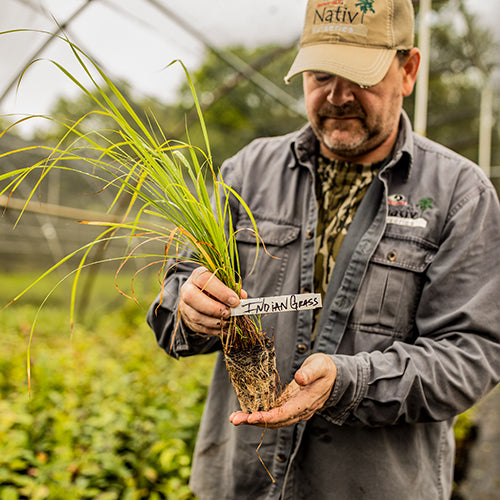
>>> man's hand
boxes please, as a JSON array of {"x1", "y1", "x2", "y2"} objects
[
  {"x1": 229, "y1": 353, "x2": 337, "y2": 428},
  {"x1": 179, "y1": 266, "x2": 247, "y2": 336}
]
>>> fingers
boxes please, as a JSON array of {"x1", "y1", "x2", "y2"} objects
[
  {"x1": 179, "y1": 301, "x2": 225, "y2": 336},
  {"x1": 179, "y1": 267, "x2": 243, "y2": 335},
  {"x1": 190, "y1": 267, "x2": 241, "y2": 308},
  {"x1": 230, "y1": 388, "x2": 319, "y2": 429},
  {"x1": 229, "y1": 354, "x2": 337, "y2": 429}
]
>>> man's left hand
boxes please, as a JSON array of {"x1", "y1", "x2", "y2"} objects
[{"x1": 229, "y1": 353, "x2": 337, "y2": 429}]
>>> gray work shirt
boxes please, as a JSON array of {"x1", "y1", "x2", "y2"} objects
[{"x1": 148, "y1": 113, "x2": 500, "y2": 499}]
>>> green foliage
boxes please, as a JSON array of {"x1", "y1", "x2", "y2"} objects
[
  {"x1": 403, "y1": 0, "x2": 500, "y2": 166},
  {"x1": 0, "y1": 275, "x2": 214, "y2": 499},
  {"x1": 175, "y1": 44, "x2": 305, "y2": 165},
  {"x1": 453, "y1": 410, "x2": 475, "y2": 442}
]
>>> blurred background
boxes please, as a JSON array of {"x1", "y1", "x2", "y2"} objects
[{"x1": 0, "y1": 0, "x2": 499, "y2": 498}]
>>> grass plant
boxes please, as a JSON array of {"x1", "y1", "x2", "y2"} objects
[{"x1": 0, "y1": 30, "x2": 279, "y2": 412}]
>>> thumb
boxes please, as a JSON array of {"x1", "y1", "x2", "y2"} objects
[
  {"x1": 294, "y1": 354, "x2": 334, "y2": 387},
  {"x1": 294, "y1": 362, "x2": 314, "y2": 387}
]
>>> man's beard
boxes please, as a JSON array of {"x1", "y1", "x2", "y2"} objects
[{"x1": 311, "y1": 102, "x2": 380, "y2": 159}]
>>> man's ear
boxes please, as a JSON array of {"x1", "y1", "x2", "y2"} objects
[{"x1": 401, "y1": 48, "x2": 421, "y2": 97}]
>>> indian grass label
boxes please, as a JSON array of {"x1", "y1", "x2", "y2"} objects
[{"x1": 230, "y1": 293, "x2": 322, "y2": 316}]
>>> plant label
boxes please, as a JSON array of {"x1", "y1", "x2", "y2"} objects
[{"x1": 230, "y1": 293, "x2": 322, "y2": 316}]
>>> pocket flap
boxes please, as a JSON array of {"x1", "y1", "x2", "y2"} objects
[
  {"x1": 371, "y1": 235, "x2": 436, "y2": 273},
  {"x1": 234, "y1": 218, "x2": 300, "y2": 247}
]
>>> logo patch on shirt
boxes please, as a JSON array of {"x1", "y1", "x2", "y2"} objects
[
  {"x1": 387, "y1": 195, "x2": 433, "y2": 229},
  {"x1": 388, "y1": 194, "x2": 407, "y2": 206},
  {"x1": 386, "y1": 216, "x2": 428, "y2": 228}
]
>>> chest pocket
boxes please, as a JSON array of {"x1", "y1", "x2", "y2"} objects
[
  {"x1": 234, "y1": 217, "x2": 301, "y2": 297},
  {"x1": 349, "y1": 233, "x2": 437, "y2": 340}
]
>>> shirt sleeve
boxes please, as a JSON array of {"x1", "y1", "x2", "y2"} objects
[
  {"x1": 146, "y1": 261, "x2": 222, "y2": 358},
  {"x1": 321, "y1": 179, "x2": 500, "y2": 426}
]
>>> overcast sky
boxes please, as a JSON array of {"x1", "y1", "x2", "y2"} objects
[
  {"x1": 1, "y1": 0, "x2": 498, "y2": 136},
  {"x1": 0, "y1": 0, "x2": 305, "y2": 133}
]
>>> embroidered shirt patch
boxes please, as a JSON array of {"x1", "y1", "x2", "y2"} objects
[{"x1": 387, "y1": 194, "x2": 433, "y2": 229}]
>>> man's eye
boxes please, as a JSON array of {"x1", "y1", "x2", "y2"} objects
[{"x1": 313, "y1": 73, "x2": 333, "y2": 83}]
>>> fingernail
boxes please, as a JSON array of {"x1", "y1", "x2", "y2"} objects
[{"x1": 228, "y1": 296, "x2": 238, "y2": 307}]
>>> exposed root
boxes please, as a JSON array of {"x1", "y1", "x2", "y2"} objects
[
  {"x1": 257, "y1": 427, "x2": 275, "y2": 483},
  {"x1": 222, "y1": 316, "x2": 280, "y2": 413},
  {"x1": 222, "y1": 315, "x2": 265, "y2": 353}
]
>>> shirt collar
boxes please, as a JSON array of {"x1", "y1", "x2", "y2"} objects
[
  {"x1": 290, "y1": 111, "x2": 415, "y2": 180},
  {"x1": 288, "y1": 124, "x2": 317, "y2": 171},
  {"x1": 381, "y1": 110, "x2": 414, "y2": 181}
]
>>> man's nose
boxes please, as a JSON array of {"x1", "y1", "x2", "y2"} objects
[{"x1": 325, "y1": 76, "x2": 356, "y2": 104}]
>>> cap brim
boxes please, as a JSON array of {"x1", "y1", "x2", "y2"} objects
[{"x1": 285, "y1": 44, "x2": 397, "y2": 87}]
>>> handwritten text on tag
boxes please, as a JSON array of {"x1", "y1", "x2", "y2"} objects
[{"x1": 230, "y1": 293, "x2": 322, "y2": 317}]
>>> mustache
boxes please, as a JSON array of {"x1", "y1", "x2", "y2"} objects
[{"x1": 318, "y1": 102, "x2": 365, "y2": 119}]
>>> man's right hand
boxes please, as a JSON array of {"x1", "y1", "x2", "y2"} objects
[{"x1": 179, "y1": 266, "x2": 247, "y2": 336}]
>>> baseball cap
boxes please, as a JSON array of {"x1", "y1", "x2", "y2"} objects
[{"x1": 285, "y1": 0, "x2": 415, "y2": 87}]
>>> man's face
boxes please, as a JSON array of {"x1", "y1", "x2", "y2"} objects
[{"x1": 303, "y1": 53, "x2": 417, "y2": 164}]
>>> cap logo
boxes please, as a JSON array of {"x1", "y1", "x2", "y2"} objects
[
  {"x1": 313, "y1": 0, "x2": 376, "y2": 37},
  {"x1": 355, "y1": 0, "x2": 376, "y2": 23}
]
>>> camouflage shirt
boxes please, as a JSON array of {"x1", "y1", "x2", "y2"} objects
[{"x1": 313, "y1": 155, "x2": 379, "y2": 336}]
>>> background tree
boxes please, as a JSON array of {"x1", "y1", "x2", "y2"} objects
[
  {"x1": 404, "y1": 0, "x2": 499, "y2": 174},
  {"x1": 174, "y1": 43, "x2": 305, "y2": 167}
]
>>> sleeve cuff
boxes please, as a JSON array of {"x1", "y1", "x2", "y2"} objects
[
  {"x1": 177, "y1": 315, "x2": 221, "y2": 353},
  {"x1": 320, "y1": 353, "x2": 371, "y2": 425}
]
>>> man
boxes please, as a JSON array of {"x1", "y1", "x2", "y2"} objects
[{"x1": 148, "y1": 0, "x2": 500, "y2": 498}]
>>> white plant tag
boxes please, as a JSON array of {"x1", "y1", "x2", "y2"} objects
[{"x1": 230, "y1": 293, "x2": 322, "y2": 317}]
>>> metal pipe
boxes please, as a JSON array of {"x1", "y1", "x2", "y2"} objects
[
  {"x1": 414, "y1": 0, "x2": 431, "y2": 137},
  {"x1": 479, "y1": 81, "x2": 493, "y2": 177},
  {"x1": 0, "y1": 0, "x2": 96, "y2": 106}
]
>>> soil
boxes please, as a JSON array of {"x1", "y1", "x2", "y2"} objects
[{"x1": 223, "y1": 333, "x2": 280, "y2": 413}]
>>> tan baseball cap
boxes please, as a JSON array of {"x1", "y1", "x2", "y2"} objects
[{"x1": 285, "y1": 0, "x2": 415, "y2": 87}]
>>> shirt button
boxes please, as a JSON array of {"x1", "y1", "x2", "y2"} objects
[
  {"x1": 306, "y1": 229, "x2": 314, "y2": 240},
  {"x1": 387, "y1": 250, "x2": 398, "y2": 262},
  {"x1": 297, "y1": 344, "x2": 308, "y2": 354},
  {"x1": 301, "y1": 286, "x2": 311, "y2": 294},
  {"x1": 276, "y1": 454, "x2": 287, "y2": 463}
]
